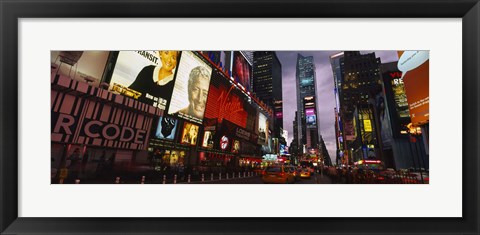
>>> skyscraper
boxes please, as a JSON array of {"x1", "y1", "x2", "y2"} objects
[
  {"x1": 252, "y1": 51, "x2": 283, "y2": 139},
  {"x1": 330, "y1": 52, "x2": 345, "y2": 164},
  {"x1": 295, "y1": 54, "x2": 320, "y2": 154},
  {"x1": 332, "y1": 51, "x2": 383, "y2": 164}
]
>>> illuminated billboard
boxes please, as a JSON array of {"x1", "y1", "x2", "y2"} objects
[
  {"x1": 204, "y1": 70, "x2": 254, "y2": 130},
  {"x1": 258, "y1": 112, "x2": 268, "y2": 145},
  {"x1": 397, "y1": 51, "x2": 429, "y2": 125},
  {"x1": 181, "y1": 122, "x2": 199, "y2": 146},
  {"x1": 232, "y1": 140, "x2": 241, "y2": 153},
  {"x1": 154, "y1": 116, "x2": 178, "y2": 140},
  {"x1": 305, "y1": 108, "x2": 317, "y2": 126},
  {"x1": 168, "y1": 51, "x2": 213, "y2": 124},
  {"x1": 232, "y1": 51, "x2": 251, "y2": 91},
  {"x1": 109, "y1": 51, "x2": 180, "y2": 109},
  {"x1": 202, "y1": 130, "x2": 215, "y2": 148},
  {"x1": 381, "y1": 68, "x2": 412, "y2": 137}
]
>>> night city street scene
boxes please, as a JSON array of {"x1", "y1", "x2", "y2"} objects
[{"x1": 51, "y1": 50, "x2": 429, "y2": 184}]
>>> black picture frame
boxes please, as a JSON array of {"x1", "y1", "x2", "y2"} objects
[{"x1": 1, "y1": 0, "x2": 478, "y2": 234}]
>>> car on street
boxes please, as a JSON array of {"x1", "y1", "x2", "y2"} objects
[
  {"x1": 262, "y1": 165, "x2": 295, "y2": 184},
  {"x1": 284, "y1": 165, "x2": 301, "y2": 181},
  {"x1": 300, "y1": 168, "x2": 311, "y2": 179}
]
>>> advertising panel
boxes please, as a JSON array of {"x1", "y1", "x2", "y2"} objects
[
  {"x1": 375, "y1": 93, "x2": 393, "y2": 149},
  {"x1": 344, "y1": 119, "x2": 355, "y2": 141},
  {"x1": 258, "y1": 112, "x2": 268, "y2": 145},
  {"x1": 51, "y1": 93, "x2": 152, "y2": 150},
  {"x1": 202, "y1": 130, "x2": 215, "y2": 148},
  {"x1": 232, "y1": 140, "x2": 241, "y2": 153},
  {"x1": 204, "y1": 70, "x2": 251, "y2": 129},
  {"x1": 300, "y1": 77, "x2": 314, "y2": 87},
  {"x1": 51, "y1": 51, "x2": 109, "y2": 88},
  {"x1": 181, "y1": 122, "x2": 199, "y2": 146},
  {"x1": 232, "y1": 51, "x2": 252, "y2": 91},
  {"x1": 109, "y1": 51, "x2": 180, "y2": 109},
  {"x1": 220, "y1": 135, "x2": 229, "y2": 150},
  {"x1": 382, "y1": 69, "x2": 412, "y2": 137},
  {"x1": 397, "y1": 51, "x2": 429, "y2": 125},
  {"x1": 389, "y1": 71, "x2": 410, "y2": 119},
  {"x1": 168, "y1": 51, "x2": 213, "y2": 124},
  {"x1": 154, "y1": 116, "x2": 178, "y2": 140},
  {"x1": 305, "y1": 108, "x2": 317, "y2": 126}
]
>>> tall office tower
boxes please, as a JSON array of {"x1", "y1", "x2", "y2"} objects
[
  {"x1": 330, "y1": 52, "x2": 345, "y2": 164},
  {"x1": 240, "y1": 51, "x2": 254, "y2": 65},
  {"x1": 252, "y1": 51, "x2": 283, "y2": 139},
  {"x1": 295, "y1": 54, "x2": 320, "y2": 154},
  {"x1": 334, "y1": 51, "x2": 383, "y2": 164},
  {"x1": 289, "y1": 111, "x2": 299, "y2": 156}
]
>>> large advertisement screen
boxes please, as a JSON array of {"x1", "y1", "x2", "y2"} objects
[
  {"x1": 397, "y1": 51, "x2": 429, "y2": 125},
  {"x1": 232, "y1": 51, "x2": 252, "y2": 91},
  {"x1": 204, "y1": 70, "x2": 256, "y2": 131},
  {"x1": 305, "y1": 108, "x2": 317, "y2": 126},
  {"x1": 109, "y1": 51, "x2": 180, "y2": 109},
  {"x1": 154, "y1": 116, "x2": 178, "y2": 140},
  {"x1": 181, "y1": 122, "x2": 199, "y2": 146},
  {"x1": 168, "y1": 51, "x2": 213, "y2": 124}
]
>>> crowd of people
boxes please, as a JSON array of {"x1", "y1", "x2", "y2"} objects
[{"x1": 322, "y1": 166, "x2": 426, "y2": 184}]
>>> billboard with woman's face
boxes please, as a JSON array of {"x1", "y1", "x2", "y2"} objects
[
  {"x1": 168, "y1": 51, "x2": 213, "y2": 124},
  {"x1": 109, "y1": 51, "x2": 180, "y2": 110},
  {"x1": 181, "y1": 122, "x2": 199, "y2": 146}
]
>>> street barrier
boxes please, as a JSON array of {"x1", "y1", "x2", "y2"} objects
[
  {"x1": 188, "y1": 174, "x2": 191, "y2": 183},
  {"x1": 202, "y1": 174, "x2": 205, "y2": 182},
  {"x1": 75, "y1": 179, "x2": 80, "y2": 184},
  {"x1": 174, "y1": 174, "x2": 177, "y2": 184},
  {"x1": 226, "y1": 173, "x2": 229, "y2": 179},
  {"x1": 210, "y1": 173, "x2": 213, "y2": 181},
  {"x1": 219, "y1": 173, "x2": 222, "y2": 180},
  {"x1": 162, "y1": 175, "x2": 166, "y2": 184},
  {"x1": 141, "y1": 176, "x2": 145, "y2": 184},
  {"x1": 115, "y1": 177, "x2": 120, "y2": 184}
]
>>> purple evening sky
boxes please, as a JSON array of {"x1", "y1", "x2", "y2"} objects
[{"x1": 276, "y1": 51, "x2": 399, "y2": 163}]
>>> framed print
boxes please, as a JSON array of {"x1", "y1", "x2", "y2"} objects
[{"x1": 1, "y1": 0, "x2": 479, "y2": 235}]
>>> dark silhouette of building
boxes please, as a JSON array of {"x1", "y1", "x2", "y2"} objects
[
  {"x1": 331, "y1": 51, "x2": 383, "y2": 164},
  {"x1": 252, "y1": 51, "x2": 283, "y2": 140}
]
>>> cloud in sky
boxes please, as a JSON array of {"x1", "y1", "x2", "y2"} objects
[{"x1": 276, "y1": 50, "x2": 398, "y2": 164}]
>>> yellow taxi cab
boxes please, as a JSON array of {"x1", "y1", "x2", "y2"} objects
[
  {"x1": 300, "y1": 168, "x2": 312, "y2": 178},
  {"x1": 262, "y1": 165, "x2": 295, "y2": 184}
]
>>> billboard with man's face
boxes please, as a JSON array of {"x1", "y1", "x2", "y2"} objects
[
  {"x1": 109, "y1": 51, "x2": 180, "y2": 109},
  {"x1": 168, "y1": 51, "x2": 213, "y2": 124}
]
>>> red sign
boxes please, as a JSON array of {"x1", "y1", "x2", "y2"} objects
[
  {"x1": 204, "y1": 78, "x2": 248, "y2": 128},
  {"x1": 220, "y1": 136, "x2": 229, "y2": 150}
]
